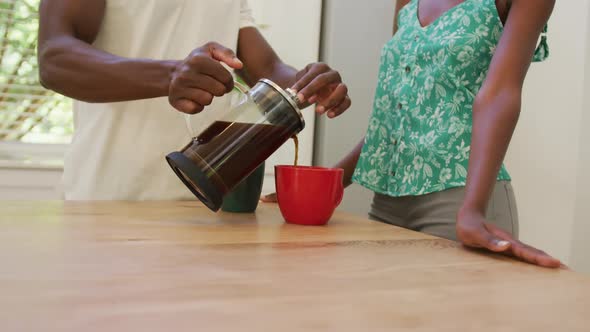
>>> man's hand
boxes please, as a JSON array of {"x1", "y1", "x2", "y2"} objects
[
  {"x1": 457, "y1": 208, "x2": 562, "y2": 268},
  {"x1": 169, "y1": 42, "x2": 243, "y2": 114},
  {"x1": 291, "y1": 63, "x2": 351, "y2": 118}
]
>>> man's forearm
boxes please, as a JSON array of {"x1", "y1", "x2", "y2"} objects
[
  {"x1": 236, "y1": 54, "x2": 297, "y2": 89},
  {"x1": 265, "y1": 62, "x2": 298, "y2": 89},
  {"x1": 39, "y1": 36, "x2": 177, "y2": 103},
  {"x1": 236, "y1": 27, "x2": 298, "y2": 89}
]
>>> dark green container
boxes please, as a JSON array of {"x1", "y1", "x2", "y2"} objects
[{"x1": 221, "y1": 162, "x2": 265, "y2": 213}]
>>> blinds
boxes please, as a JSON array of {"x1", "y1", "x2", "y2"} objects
[{"x1": 0, "y1": 0, "x2": 72, "y2": 144}]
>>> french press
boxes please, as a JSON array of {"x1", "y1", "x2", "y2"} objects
[{"x1": 166, "y1": 79, "x2": 305, "y2": 212}]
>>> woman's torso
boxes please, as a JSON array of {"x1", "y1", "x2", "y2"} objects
[{"x1": 353, "y1": 0, "x2": 547, "y2": 197}]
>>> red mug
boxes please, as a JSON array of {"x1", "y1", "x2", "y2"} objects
[{"x1": 275, "y1": 165, "x2": 344, "y2": 226}]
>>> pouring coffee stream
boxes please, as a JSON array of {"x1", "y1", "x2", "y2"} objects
[
  {"x1": 167, "y1": 79, "x2": 305, "y2": 212},
  {"x1": 292, "y1": 135, "x2": 299, "y2": 167}
]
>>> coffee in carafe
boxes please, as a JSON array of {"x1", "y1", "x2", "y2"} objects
[{"x1": 166, "y1": 79, "x2": 305, "y2": 212}]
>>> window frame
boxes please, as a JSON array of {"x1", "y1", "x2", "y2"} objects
[{"x1": 0, "y1": 141, "x2": 67, "y2": 170}]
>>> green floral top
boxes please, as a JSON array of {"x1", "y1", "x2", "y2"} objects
[{"x1": 353, "y1": 0, "x2": 548, "y2": 197}]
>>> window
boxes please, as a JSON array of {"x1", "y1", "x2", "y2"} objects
[{"x1": 0, "y1": 0, "x2": 72, "y2": 145}]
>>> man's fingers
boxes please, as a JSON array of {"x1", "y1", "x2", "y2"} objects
[
  {"x1": 291, "y1": 63, "x2": 323, "y2": 94},
  {"x1": 298, "y1": 70, "x2": 342, "y2": 101},
  {"x1": 327, "y1": 96, "x2": 351, "y2": 118},
  {"x1": 188, "y1": 56, "x2": 234, "y2": 92},
  {"x1": 169, "y1": 88, "x2": 213, "y2": 114},
  {"x1": 317, "y1": 83, "x2": 348, "y2": 114},
  {"x1": 175, "y1": 71, "x2": 228, "y2": 97},
  {"x1": 205, "y1": 42, "x2": 243, "y2": 69},
  {"x1": 292, "y1": 63, "x2": 335, "y2": 101},
  {"x1": 170, "y1": 99, "x2": 203, "y2": 114}
]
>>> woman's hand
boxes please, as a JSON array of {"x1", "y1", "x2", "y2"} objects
[
  {"x1": 457, "y1": 208, "x2": 562, "y2": 268},
  {"x1": 260, "y1": 193, "x2": 277, "y2": 203},
  {"x1": 457, "y1": 0, "x2": 557, "y2": 269},
  {"x1": 291, "y1": 63, "x2": 351, "y2": 118}
]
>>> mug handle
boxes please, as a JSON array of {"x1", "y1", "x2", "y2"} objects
[{"x1": 184, "y1": 80, "x2": 250, "y2": 138}]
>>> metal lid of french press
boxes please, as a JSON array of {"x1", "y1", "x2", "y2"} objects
[{"x1": 252, "y1": 79, "x2": 306, "y2": 132}]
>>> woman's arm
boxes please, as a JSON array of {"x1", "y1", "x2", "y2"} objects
[
  {"x1": 335, "y1": 138, "x2": 365, "y2": 188},
  {"x1": 457, "y1": 0, "x2": 560, "y2": 268}
]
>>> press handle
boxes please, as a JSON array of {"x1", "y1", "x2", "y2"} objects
[
  {"x1": 184, "y1": 80, "x2": 250, "y2": 138},
  {"x1": 233, "y1": 80, "x2": 250, "y2": 95}
]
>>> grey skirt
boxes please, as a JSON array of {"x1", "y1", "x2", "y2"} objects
[{"x1": 369, "y1": 181, "x2": 519, "y2": 241}]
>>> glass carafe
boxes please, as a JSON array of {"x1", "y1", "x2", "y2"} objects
[{"x1": 166, "y1": 79, "x2": 305, "y2": 212}]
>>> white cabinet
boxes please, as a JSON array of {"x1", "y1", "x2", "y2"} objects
[
  {"x1": 0, "y1": 166, "x2": 62, "y2": 200},
  {"x1": 0, "y1": 143, "x2": 65, "y2": 200}
]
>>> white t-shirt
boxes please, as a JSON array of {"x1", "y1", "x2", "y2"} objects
[{"x1": 62, "y1": 0, "x2": 256, "y2": 200}]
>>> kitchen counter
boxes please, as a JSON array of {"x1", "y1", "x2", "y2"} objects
[{"x1": 1, "y1": 201, "x2": 588, "y2": 331}]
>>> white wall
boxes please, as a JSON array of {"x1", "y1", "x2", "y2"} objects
[
  {"x1": 570, "y1": 3, "x2": 590, "y2": 274},
  {"x1": 505, "y1": 1, "x2": 590, "y2": 266}
]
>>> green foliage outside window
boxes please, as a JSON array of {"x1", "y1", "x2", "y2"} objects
[{"x1": 0, "y1": 0, "x2": 73, "y2": 144}]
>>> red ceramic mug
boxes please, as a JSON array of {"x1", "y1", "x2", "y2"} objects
[{"x1": 275, "y1": 165, "x2": 344, "y2": 226}]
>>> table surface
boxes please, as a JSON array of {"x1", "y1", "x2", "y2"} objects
[{"x1": 1, "y1": 201, "x2": 589, "y2": 331}]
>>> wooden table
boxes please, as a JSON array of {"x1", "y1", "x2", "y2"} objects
[{"x1": 1, "y1": 201, "x2": 589, "y2": 331}]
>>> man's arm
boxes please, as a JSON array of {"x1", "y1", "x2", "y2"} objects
[
  {"x1": 235, "y1": 27, "x2": 297, "y2": 89},
  {"x1": 38, "y1": 0, "x2": 176, "y2": 102},
  {"x1": 38, "y1": 0, "x2": 240, "y2": 114}
]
